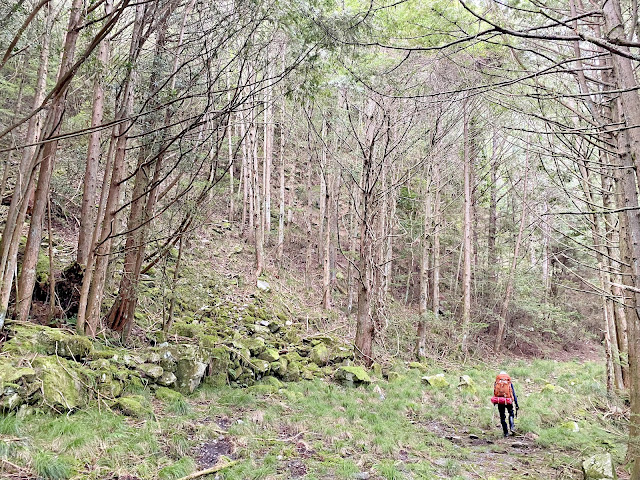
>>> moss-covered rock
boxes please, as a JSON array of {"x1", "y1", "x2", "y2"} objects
[
  {"x1": 310, "y1": 343, "x2": 330, "y2": 366},
  {"x1": 32, "y1": 356, "x2": 90, "y2": 411},
  {"x1": 582, "y1": 453, "x2": 617, "y2": 480},
  {"x1": 422, "y1": 374, "x2": 449, "y2": 389},
  {"x1": 138, "y1": 363, "x2": 164, "y2": 381},
  {"x1": 114, "y1": 395, "x2": 152, "y2": 418},
  {"x1": 243, "y1": 337, "x2": 266, "y2": 355},
  {"x1": 157, "y1": 372, "x2": 177, "y2": 387},
  {"x1": 408, "y1": 362, "x2": 428, "y2": 372},
  {"x1": 4, "y1": 323, "x2": 92, "y2": 359},
  {"x1": 155, "y1": 387, "x2": 184, "y2": 403},
  {"x1": 387, "y1": 371, "x2": 404, "y2": 383},
  {"x1": 175, "y1": 358, "x2": 207, "y2": 394},
  {"x1": 250, "y1": 359, "x2": 270, "y2": 375},
  {"x1": 335, "y1": 366, "x2": 371, "y2": 387},
  {"x1": 282, "y1": 361, "x2": 301, "y2": 382},
  {"x1": 458, "y1": 375, "x2": 476, "y2": 393},
  {"x1": 258, "y1": 348, "x2": 280, "y2": 363}
]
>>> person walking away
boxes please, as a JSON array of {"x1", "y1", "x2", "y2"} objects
[{"x1": 491, "y1": 371, "x2": 519, "y2": 437}]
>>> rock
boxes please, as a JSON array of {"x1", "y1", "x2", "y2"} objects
[
  {"x1": 261, "y1": 376, "x2": 283, "y2": 388},
  {"x1": 242, "y1": 337, "x2": 266, "y2": 356},
  {"x1": 258, "y1": 348, "x2": 280, "y2": 363},
  {"x1": 248, "y1": 323, "x2": 271, "y2": 335},
  {"x1": 562, "y1": 421, "x2": 580, "y2": 433},
  {"x1": 95, "y1": 371, "x2": 124, "y2": 398},
  {"x1": 138, "y1": 363, "x2": 164, "y2": 381},
  {"x1": 542, "y1": 383, "x2": 556, "y2": 393},
  {"x1": 257, "y1": 279, "x2": 270, "y2": 291},
  {"x1": 387, "y1": 371, "x2": 403, "y2": 383},
  {"x1": 114, "y1": 395, "x2": 152, "y2": 418},
  {"x1": 206, "y1": 347, "x2": 230, "y2": 387},
  {"x1": 371, "y1": 363, "x2": 382, "y2": 376},
  {"x1": 4, "y1": 324, "x2": 92, "y2": 359},
  {"x1": 582, "y1": 453, "x2": 617, "y2": 480},
  {"x1": 458, "y1": 375, "x2": 476, "y2": 393},
  {"x1": 175, "y1": 358, "x2": 207, "y2": 394},
  {"x1": 155, "y1": 387, "x2": 184, "y2": 403},
  {"x1": 511, "y1": 442, "x2": 528, "y2": 449},
  {"x1": 335, "y1": 366, "x2": 371, "y2": 387},
  {"x1": 354, "y1": 472, "x2": 370, "y2": 480},
  {"x1": 310, "y1": 343, "x2": 330, "y2": 366},
  {"x1": 469, "y1": 434, "x2": 479, "y2": 439},
  {"x1": 32, "y1": 356, "x2": 89, "y2": 411},
  {"x1": 0, "y1": 386, "x2": 24, "y2": 410},
  {"x1": 282, "y1": 361, "x2": 301, "y2": 382},
  {"x1": 422, "y1": 373, "x2": 449, "y2": 388},
  {"x1": 408, "y1": 362, "x2": 428, "y2": 372},
  {"x1": 157, "y1": 372, "x2": 177, "y2": 387},
  {"x1": 250, "y1": 359, "x2": 271, "y2": 374},
  {"x1": 373, "y1": 385, "x2": 385, "y2": 400},
  {"x1": 57, "y1": 335, "x2": 93, "y2": 359}
]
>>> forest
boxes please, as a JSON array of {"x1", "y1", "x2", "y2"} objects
[{"x1": 0, "y1": 0, "x2": 636, "y2": 479}]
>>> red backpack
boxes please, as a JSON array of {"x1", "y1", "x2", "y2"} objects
[{"x1": 491, "y1": 373, "x2": 513, "y2": 405}]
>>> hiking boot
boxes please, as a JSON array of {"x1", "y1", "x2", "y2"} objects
[{"x1": 503, "y1": 432, "x2": 508, "y2": 438}]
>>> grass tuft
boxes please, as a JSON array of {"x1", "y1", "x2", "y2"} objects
[{"x1": 33, "y1": 450, "x2": 73, "y2": 480}]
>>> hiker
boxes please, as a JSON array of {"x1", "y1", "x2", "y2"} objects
[{"x1": 491, "y1": 371, "x2": 519, "y2": 437}]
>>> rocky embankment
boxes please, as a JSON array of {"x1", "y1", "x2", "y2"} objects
[{"x1": 0, "y1": 318, "x2": 363, "y2": 417}]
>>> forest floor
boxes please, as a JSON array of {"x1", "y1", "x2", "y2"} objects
[{"x1": 0, "y1": 357, "x2": 629, "y2": 480}]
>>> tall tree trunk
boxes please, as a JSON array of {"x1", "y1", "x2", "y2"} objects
[
  {"x1": 417, "y1": 166, "x2": 431, "y2": 359},
  {"x1": 80, "y1": 2, "x2": 148, "y2": 336},
  {"x1": 461, "y1": 102, "x2": 472, "y2": 354},
  {"x1": 17, "y1": 0, "x2": 85, "y2": 321},
  {"x1": 77, "y1": 0, "x2": 113, "y2": 266},
  {"x1": 432, "y1": 159, "x2": 441, "y2": 324},
  {"x1": 263, "y1": 69, "x2": 273, "y2": 238},
  {"x1": 488, "y1": 129, "x2": 498, "y2": 284},
  {"x1": 354, "y1": 98, "x2": 377, "y2": 366},
  {"x1": 277, "y1": 98, "x2": 286, "y2": 264},
  {"x1": 0, "y1": 2, "x2": 51, "y2": 328}
]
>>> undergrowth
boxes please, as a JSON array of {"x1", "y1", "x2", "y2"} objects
[{"x1": 0, "y1": 359, "x2": 627, "y2": 479}]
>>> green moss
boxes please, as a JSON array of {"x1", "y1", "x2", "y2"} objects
[
  {"x1": 155, "y1": 387, "x2": 184, "y2": 403},
  {"x1": 113, "y1": 395, "x2": 152, "y2": 418},
  {"x1": 32, "y1": 356, "x2": 90, "y2": 411}
]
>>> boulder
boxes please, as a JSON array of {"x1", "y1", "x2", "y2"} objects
[
  {"x1": 32, "y1": 356, "x2": 89, "y2": 411},
  {"x1": 155, "y1": 387, "x2": 184, "y2": 403},
  {"x1": 114, "y1": 395, "x2": 152, "y2": 418},
  {"x1": 422, "y1": 374, "x2": 449, "y2": 388},
  {"x1": 562, "y1": 421, "x2": 580, "y2": 433},
  {"x1": 458, "y1": 375, "x2": 476, "y2": 393},
  {"x1": 258, "y1": 348, "x2": 280, "y2": 363},
  {"x1": 138, "y1": 363, "x2": 164, "y2": 381},
  {"x1": 175, "y1": 358, "x2": 207, "y2": 394},
  {"x1": 408, "y1": 362, "x2": 428, "y2": 372},
  {"x1": 157, "y1": 372, "x2": 177, "y2": 387},
  {"x1": 4, "y1": 324, "x2": 92, "y2": 359},
  {"x1": 250, "y1": 359, "x2": 270, "y2": 375},
  {"x1": 257, "y1": 279, "x2": 270, "y2": 291},
  {"x1": 582, "y1": 453, "x2": 617, "y2": 480},
  {"x1": 387, "y1": 371, "x2": 403, "y2": 383},
  {"x1": 310, "y1": 343, "x2": 330, "y2": 366},
  {"x1": 335, "y1": 366, "x2": 371, "y2": 387}
]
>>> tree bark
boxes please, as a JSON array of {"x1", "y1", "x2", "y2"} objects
[
  {"x1": 17, "y1": 0, "x2": 85, "y2": 321},
  {"x1": 0, "y1": 2, "x2": 51, "y2": 328},
  {"x1": 461, "y1": 102, "x2": 473, "y2": 354},
  {"x1": 77, "y1": 0, "x2": 113, "y2": 266}
]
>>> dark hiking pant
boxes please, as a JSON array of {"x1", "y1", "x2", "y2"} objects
[{"x1": 498, "y1": 403, "x2": 515, "y2": 436}]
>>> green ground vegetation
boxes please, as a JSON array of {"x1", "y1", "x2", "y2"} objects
[{"x1": 0, "y1": 359, "x2": 626, "y2": 480}]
